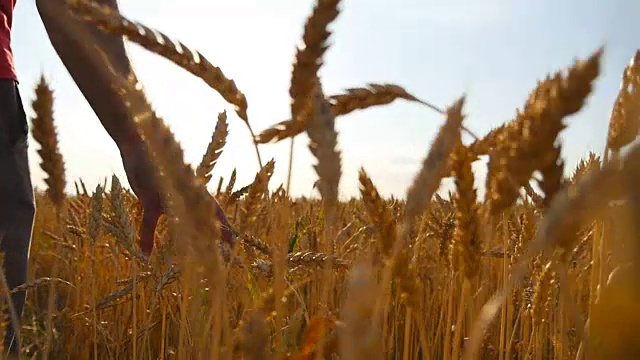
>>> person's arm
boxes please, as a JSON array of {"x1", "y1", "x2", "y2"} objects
[
  {"x1": 36, "y1": 0, "x2": 138, "y2": 147},
  {"x1": 35, "y1": 0, "x2": 236, "y2": 255}
]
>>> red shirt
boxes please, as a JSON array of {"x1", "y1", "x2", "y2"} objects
[{"x1": 0, "y1": 0, "x2": 16, "y2": 80}]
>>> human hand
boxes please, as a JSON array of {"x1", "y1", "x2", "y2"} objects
[{"x1": 120, "y1": 142, "x2": 236, "y2": 256}]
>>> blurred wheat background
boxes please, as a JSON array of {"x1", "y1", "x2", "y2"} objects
[{"x1": 5, "y1": 0, "x2": 640, "y2": 359}]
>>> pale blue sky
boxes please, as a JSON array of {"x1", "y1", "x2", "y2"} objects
[{"x1": 10, "y1": 0, "x2": 639, "y2": 199}]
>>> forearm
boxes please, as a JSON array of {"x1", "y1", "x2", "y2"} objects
[
  {"x1": 78, "y1": 0, "x2": 132, "y2": 77},
  {"x1": 36, "y1": 0, "x2": 141, "y2": 147}
]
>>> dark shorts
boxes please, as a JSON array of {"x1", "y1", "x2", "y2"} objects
[
  {"x1": 0, "y1": 80, "x2": 28, "y2": 148},
  {"x1": 0, "y1": 78, "x2": 35, "y2": 356}
]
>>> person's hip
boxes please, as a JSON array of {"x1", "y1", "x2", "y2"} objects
[{"x1": 0, "y1": 79, "x2": 28, "y2": 151}]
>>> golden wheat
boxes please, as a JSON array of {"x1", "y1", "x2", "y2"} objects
[
  {"x1": 30, "y1": 75, "x2": 66, "y2": 211},
  {"x1": 607, "y1": 50, "x2": 640, "y2": 153},
  {"x1": 11, "y1": 1, "x2": 640, "y2": 359},
  {"x1": 485, "y1": 48, "x2": 602, "y2": 218},
  {"x1": 196, "y1": 111, "x2": 229, "y2": 184},
  {"x1": 255, "y1": 83, "x2": 437, "y2": 144},
  {"x1": 68, "y1": 0, "x2": 265, "y2": 169},
  {"x1": 402, "y1": 96, "x2": 466, "y2": 242},
  {"x1": 289, "y1": 0, "x2": 341, "y2": 125}
]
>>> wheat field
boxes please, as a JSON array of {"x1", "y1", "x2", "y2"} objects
[{"x1": 7, "y1": 0, "x2": 640, "y2": 359}]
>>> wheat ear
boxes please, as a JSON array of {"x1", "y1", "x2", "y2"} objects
[
  {"x1": 68, "y1": 0, "x2": 264, "y2": 168},
  {"x1": 485, "y1": 48, "x2": 602, "y2": 217},
  {"x1": 306, "y1": 82, "x2": 342, "y2": 224},
  {"x1": 196, "y1": 111, "x2": 229, "y2": 184},
  {"x1": 402, "y1": 96, "x2": 466, "y2": 243},
  {"x1": 283, "y1": 0, "x2": 341, "y2": 197},
  {"x1": 31, "y1": 74, "x2": 67, "y2": 211},
  {"x1": 449, "y1": 144, "x2": 481, "y2": 281},
  {"x1": 239, "y1": 160, "x2": 275, "y2": 233},
  {"x1": 255, "y1": 83, "x2": 440, "y2": 144},
  {"x1": 358, "y1": 168, "x2": 396, "y2": 257},
  {"x1": 289, "y1": 0, "x2": 341, "y2": 124},
  {"x1": 607, "y1": 50, "x2": 640, "y2": 153}
]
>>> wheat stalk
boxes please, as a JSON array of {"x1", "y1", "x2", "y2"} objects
[{"x1": 340, "y1": 260, "x2": 383, "y2": 360}]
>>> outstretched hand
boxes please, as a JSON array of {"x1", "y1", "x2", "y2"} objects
[
  {"x1": 120, "y1": 141, "x2": 237, "y2": 256},
  {"x1": 119, "y1": 142, "x2": 164, "y2": 256}
]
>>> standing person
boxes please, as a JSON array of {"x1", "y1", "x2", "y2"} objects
[{"x1": 0, "y1": 0, "x2": 35, "y2": 357}]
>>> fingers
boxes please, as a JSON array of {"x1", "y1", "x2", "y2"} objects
[
  {"x1": 137, "y1": 182, "x2": 164, "y2": 256},
  {"x1": 120, "y1": 144, "x2": 166, "y2": 255},
  {"x1": 213, "y1": 198, "x2": 237, "y2": 246},
  {"x1": 139, "y1": 203, "x2": 162, "y2": 256}
]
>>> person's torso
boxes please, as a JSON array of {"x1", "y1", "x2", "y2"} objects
[{"x1": 0, "y1": 0, "x2": 16, "y2": 81}]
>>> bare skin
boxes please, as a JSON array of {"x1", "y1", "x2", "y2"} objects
[{"x1": 35, "y1": 0, "x2": 235, "y2": 255}]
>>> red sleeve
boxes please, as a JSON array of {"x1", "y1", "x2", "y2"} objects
[{"x1": 0, "y1": 0, "x2": 17, "y2": 81}]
